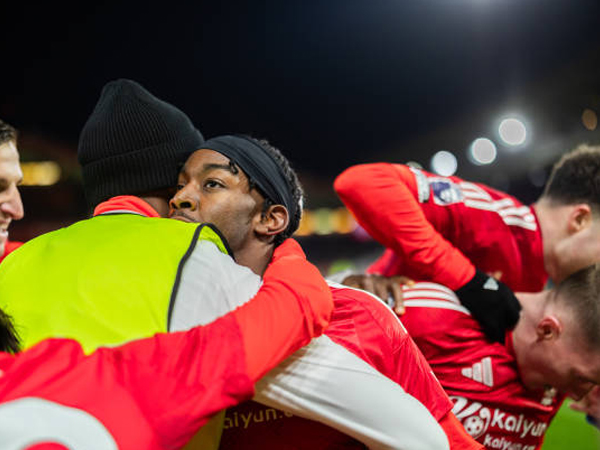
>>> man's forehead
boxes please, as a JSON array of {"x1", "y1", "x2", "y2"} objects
[
  {"x1": 184, "y1": 149, "x2": 232, "y2": 172},
  {"x1": 180, "y1": 149, "x2": 254, "y2": 188},
  {"x1": 0, "y1": 141, "x2": 19, "y2": 163},
  {"x1": 0, "y1": 142, "x2": 23, "y2": 182}
]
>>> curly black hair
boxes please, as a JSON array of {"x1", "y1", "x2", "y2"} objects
[{"x1": 242, "y1": 136, "x2": 304, "y2": 246}]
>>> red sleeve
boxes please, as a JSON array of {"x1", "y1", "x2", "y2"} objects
[
  {"x1": 235, "y1": 238, "x2": 333, "y2": 380},
  {"x1": 115, "y1": 239, "x2": 333, "y2": 446},
  {"x1": 119, "y1": 315, "x2": 255, "y2": 448},
  {"x1": 334, "y1": 163, "x2": 475, "y2": 290},
  {"x1": 0, "y1": 241, "x2": 23, "y2": 263},
  {"x1": 326, "y1": 285, "x2": 453, "y2": 422},
  {"x1": 439, "y1": 412, "x2": 485, "y2": 450}
]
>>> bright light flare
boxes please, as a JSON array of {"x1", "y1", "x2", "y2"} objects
[
  {"x1": 498, "y1": 118, "x2": 527, "y2": 146},
  {"x1": 430, "y1": 151, "x2": 457, "y2": 176},
  {"x1": 468, "y1": 138, "x2": 497, "y2": 165},
  {"x1": 20, "y1": 161, "x2": 62, "y2": 186},
  {"x1": 582, "y1": 109, "x2": 598, "y2": 131}
]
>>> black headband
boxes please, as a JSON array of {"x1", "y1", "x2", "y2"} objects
[{"x1": 200, "y1": 135, "x2": 298, "y2": 221}]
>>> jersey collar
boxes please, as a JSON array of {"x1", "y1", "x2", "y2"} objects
[{"x1": 93, "y1": 196, "x2": 161, "y2": 218}]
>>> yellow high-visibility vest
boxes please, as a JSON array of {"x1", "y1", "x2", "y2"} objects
[{"x1": 0, "y1": 213, "x2": 229, "y2": 354}]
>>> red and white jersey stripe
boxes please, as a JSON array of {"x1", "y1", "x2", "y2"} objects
[
  {"x1": 458, "y1": 182, "x2": 537, "y2": 231},
  {"x1": 335, "y1": 163, "x2": 547, "y2": 292},
  {"x1": 400, "y1": 282, "x2": 565, "y2": 450},
  {"x1": 402, "y1": 282, "x2": 471, "y2": 315},
  {"x1": 220, "y1": 282, "x2": 483, "y2": 450}
]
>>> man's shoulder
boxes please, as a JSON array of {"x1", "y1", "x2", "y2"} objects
[
  {"x1": 326, "y1": 281, "x2": 408, "y2": 345},
  {"x1": 412, "y1": 167, "x2": 524, "y2": 210},
  {"x1": 85, "y1": 215, "x2": 231, "y2": 252},
  {"x1": 401, "y1": 283, "x2": 521, "y2": 390},
  {"x1": 399, "y1": 282, "x2": 503, "y2": 366},
  {"x1": 401, "y1": 282, "x2": 476, "y2": 332},
  {"x1": 323, "y1": 281, "x2": 413, "y2": 379}
]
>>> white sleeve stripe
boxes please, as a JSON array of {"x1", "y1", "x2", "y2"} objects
[
  {"x1": 463, "y1": 199, "x2": 499, "y2": 211},
  {"x1": 464, "y1": 199, "x2": 533, "y2": 218},
  {"x1": 462, "y1": 199, "x2": 538, "y2": 230},
  {"x1": 494, "y1": 198, "x2": 517, "y2": 208},
  {"x1": 497, "y1": 206, "x2": 532, "y2": 216},
  {"x1": 406, "y1": 282, "x2": 457, "y2": 297},
  {"x1": 459, "y1": 181, "x2": 486, "y2": 192},
  {"x1": 403, "y1": 290, "x2": 460, "y2": 304},
  {"x1": 499, "y1": 212, "x2": 535, "y2": 221},
  {"x1": 409, "y1": 166, "x2": 430, "y2": 203},
  {"x1": 499, "y1": 213, "x2": 535, "y2": 222},
  {"x1": 502, "y1": 217, "x2": 538, "y2": 230},
  {"x1": 459, "y1": 190, "x2": 492, "y2": 201},
  {"x1": 255, "y1": 335, "x2": 450, "y2": 450},
  {"x1": 404, "y1": 299, "x2": 471, "y2": 315}
]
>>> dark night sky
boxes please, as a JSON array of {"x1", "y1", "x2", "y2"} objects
[{"x1": 2, "y1": 0, "x2": 600, "y2": 189}]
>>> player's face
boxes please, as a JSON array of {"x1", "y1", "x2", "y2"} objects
[
  {"x1": 169, "y1": 149, "x2": 264, "y2": 252},
  {"x1": 524, "y1": 325, "x2": 600, "y2": 401},
  {"x1": 0, "y1": 141, "x2": 24, "y2": 255}
]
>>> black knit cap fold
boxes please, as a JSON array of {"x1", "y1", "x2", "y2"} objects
[{"x1": 78, "y1": 78, "x2": 204, "y2": 207}]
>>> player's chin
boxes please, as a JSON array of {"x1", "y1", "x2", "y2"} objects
[{"x1": 170, "y1": 212, "x2": 199, "y2": 224}]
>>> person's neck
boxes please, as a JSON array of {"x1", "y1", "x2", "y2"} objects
[
  {"x1": 234, "y1": 241, "x2": 275, "y2": 277},
  {"x1": 532, "y1": 198, "x2": 566, "y2": 281},
  {"x1": 140, "y1": 196, "x2": 169, "y2": 218},
  {"x1": 532, "y1": 198, "x2": 553, "y2": 249}
]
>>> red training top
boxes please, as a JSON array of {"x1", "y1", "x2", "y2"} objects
[
  {"x1": 0, "y1": 241, "x2": 23, "y2": 264},
  {"x1": 221, "y1": 283, "x2": 483, "y2": 450},
  {"x1": 0, "y1": 195, "x2": 334, "y2": 449},
  {"x1": 400, "y1": 282, "x2": 564, "y2": 450},
  {"x1": 334, "y1": 163, "x2": 546, "y2": 291}
]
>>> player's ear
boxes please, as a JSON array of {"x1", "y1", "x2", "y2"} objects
[
  {"x1": 567, "y1": 204, "x2": 592, "y2": 234},
  {"x1": 536, "y1": 315, "x2": 562, "y2": 341},
  {"x1": 255, "y1": 204, "x2": 289, "y2": 239}
]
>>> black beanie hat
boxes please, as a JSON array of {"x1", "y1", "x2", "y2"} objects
[{"x1": 78, "y1": 78, "x2": 204, "y2": 207}]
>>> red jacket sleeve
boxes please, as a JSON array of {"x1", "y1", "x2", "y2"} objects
[
  {"x1": 114, "y1": 239, "x2": 333, "y2": 446},
  {"x1": 334, "y1": 163, "x2": 475, "y2": 290},
  {"x1": 235, "y1": 238, "x2": 333, "y2": 380}
]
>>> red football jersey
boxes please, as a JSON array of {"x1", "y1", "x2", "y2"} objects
[
  {"x1": 221, "y1": 283, "x2": 482, "y2": 450},
  {"x1": 400, "y1": 282, "x2": 565, "y2": 450},
  {"x1": 335, "y1": 163, "x2": 547, "y2": 292},
  {"x1": 0, "y1": 232, "x2": 334, "y2": 450},
  {"x1": 0, "y1": 317, "x2": 254, "y2": 450}
]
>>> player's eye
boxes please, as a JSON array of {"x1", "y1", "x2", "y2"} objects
[{"x1": 204, "y1": 180, "x2": 224, "y2": 189}]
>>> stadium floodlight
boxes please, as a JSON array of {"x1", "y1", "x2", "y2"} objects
[
  {"x1": 498, "y1": 117, "x2": 527, "y2": 146},
  {"x1": 468, "y1": 138, "x2": 497, "y2": 166},
  {"x1": 582, "y1": 109, "x2": 598, "y2": 131},
  {"x1": 430, "y1": 151, "x2": 457, "y2": 176}
]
